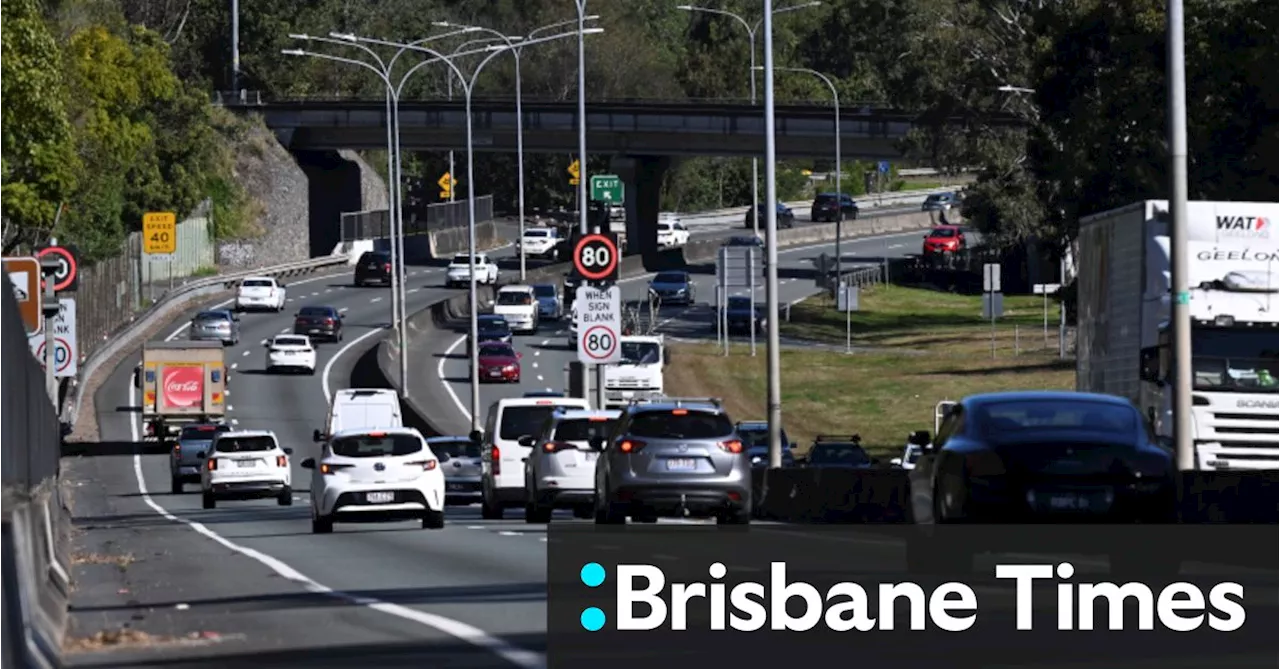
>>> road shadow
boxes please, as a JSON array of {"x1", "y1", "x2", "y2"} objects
[
  {"x1": 923, "y1": 360, "x2": 1074, "y2": 376},
  {"x1": 115, "y1": 405, "x2": 141, "y2": 413},
  {"x1": 64, "y1": 633, "x2": 548, "y2": 668},
  {"x1": 73, "y1": 505, "x2": 308, "y2": 531},
  {"x1": 69, "y1": 582, "x2": 547, "y2": 615},
  {"x1": 62, "y1": 441, "x2": 169, "y2": 458}
]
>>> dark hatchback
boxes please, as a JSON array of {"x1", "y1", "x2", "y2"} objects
[
  {"x1": 804, "y1": 436, "x2": 875, "y2": 469},
  {"x1": 468, "y1": 315, "x2": 513, "y2": 353},
  {"x1": 718, "y1": 296, "x2": 765, "y2": 334},
  {"x1": 293, "y1": 305, "x2": 344, "y2": 343},
  {"x1": 744, "y1": 202, "x2": 796, "y2": 229},
  {"x1": 354, "y1": 251, "x2": 392, "y2": 286},
  {"x1": 810, "y1": 193, "x2": 859, "y2": 222},
  {"x1": 737, "y1": 421, "x2": 795, "y2": 468}
]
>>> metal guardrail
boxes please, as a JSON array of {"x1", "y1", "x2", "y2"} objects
[
  {"x1": 64, "y1": 253, "x2": 352, "y2": 429},
  {"x1": 676, "y1": 187, "x2": 960, "y2": 228},
  {"x1": 212, "y1": 90, "x2": 894, "y2": 109}
]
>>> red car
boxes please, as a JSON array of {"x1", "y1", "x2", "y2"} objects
[
  {"x1": 478, "y1": 342, "x2": 521, "y2": 383},
  {"x1": 922, "y1": 225, "x2": 966, "y2": 254}
]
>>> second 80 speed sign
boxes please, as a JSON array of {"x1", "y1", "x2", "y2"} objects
[{"x1": 572, "y1": 233, "x2": 619, "y2": 284}]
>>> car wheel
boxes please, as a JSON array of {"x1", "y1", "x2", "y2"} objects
[
  {"x1": 312, "y1": 514, "x2": 334, "y2": 534},
  {"x1": 422, "y1": 509, "x2": 446, "y2": 529},
  {"x1": 717, "y1": 508, "x2": 751, "y2": 525},
  {"x1": 307, "y1": 367, "x2": 316, "y2": 376},
  {"x1": 525, "y1": 502, "x2": 550, "y2": 524},
  {"x1": 481, "y1": 494, "x2": 504, "y2": 520},
  {"x1": 277, "y1": 486, "x2": 293, "y2": 506},
  {"x1": 202, "y1": 492, "x2": 216, "y2": 509},
  {"x1": 170, "y1": 477, "x2": 183, "y2": 495},
  {"x1": 594, "y1": 491, "x2": 626, "y2": 525}
]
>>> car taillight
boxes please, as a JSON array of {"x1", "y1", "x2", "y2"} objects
[
  {"x1": 719, "y1": 439, "x2": 744, "y2": 454},
  {"x1": 619, "y1": 439, "x2": 646, "y2": 454},
  {"x1": 406, "y1": 459, "x2": 438, "y2": 471},
  {"x1": 145, "y1": 423, "x2": 155, "y2": 436},
  {"x1": 383, "y1": 263, "x2": 391, "y2": 272},
  {"x1": 276, "y1": 455, "x2": 288, "y2": 467},
  {"x1": 491, "y1": 445, "x2": 501, "y2": 476},
  {"x1": 320, "y1": 463, "x2": 352, "y2": 475},
  {"x1": 207, "y1": 458, "x2": 217, "y2": 471},
  {"x1": 325, "y1": 318, "x2": 335, "y2": 325}
]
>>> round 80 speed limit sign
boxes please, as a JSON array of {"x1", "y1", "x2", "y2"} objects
[
  {"x1": 581, "y1": 325, "x2": 619, "y2": 362},
  {"x1": 572, "y1": 233, "x2": 619, "y2": 282}
]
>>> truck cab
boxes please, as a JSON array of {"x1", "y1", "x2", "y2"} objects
[{"x1": 602, "y1": 335, "x2": 666, "y2": 409}]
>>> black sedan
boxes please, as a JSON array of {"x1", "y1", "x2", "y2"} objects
[
  {"x1": 906, "y1": 391, "x2": 1176, "y2": 570},
  {"x1": 744, "y1": 202, "x2": 796, "y2": 229},
  {"x1": 810, "y1": 193, "x2": 859, "y2": 222},
  {"x1": 804, "y1": 436, "x2": 875, "y2": 469},
  {"x1": 353, "y1": 250, "x2": 392, "y2": 286},
  {"x1": 715, "y1": 296, "x2": 766, "y2": 334},
  {"x1": 467, "y1": 315, "x2": 513, "y2": 354},
  {"x1": 293, "y1": 305, "x2": 343, "y2": 343}
]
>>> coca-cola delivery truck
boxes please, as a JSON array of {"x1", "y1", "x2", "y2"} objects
[{"x1": 133, "y1": 341, "x2": 229, "y2": 439}]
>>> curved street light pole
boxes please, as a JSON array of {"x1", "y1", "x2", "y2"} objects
[
  {"x1": 676, "y1": 2, "x2": 821, "y2": 237},
  {"x1": 341, "y1": 28, "x2": 604, "y2": 431},
  {"x1": 766, "y1": 66, "x2": 840, "y2": 279}
]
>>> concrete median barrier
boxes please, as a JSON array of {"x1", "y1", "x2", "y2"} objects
[{"x1": 752, "y1": 467, "x2": 911, "y2": 523}]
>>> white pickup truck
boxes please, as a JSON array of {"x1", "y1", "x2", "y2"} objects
[
  {"x1": 602, "y1": 335, "x2": 666, "y2": 408},
  {"x1": 518, "y1": 227, "x2": 562, "y2": 260},
  {"x1": 235, "y1": 276, "x2": 287, "y2": 312},
  {"x1": 493, "y1": 285, "x2": 539, "y2": 334},
  {"x1": 445, "y1": 253, "x2": 499, "y2": 288}
]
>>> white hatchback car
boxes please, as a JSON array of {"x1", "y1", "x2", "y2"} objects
[
  {"x1": 302, "y1": 427, "x2": 446, "y2": 533},
  {"x1": 200, "y1": 430, "x2": 293, "y2": 509},
  {"x1": 235, "y1": 276, "x2": 287, "y2": 312},
  {"x1": 264, "y1": 334, "x2": 317, "y2": 374},
  {"x1": 521, "y1": 408, "x2": 620, "y2": 523}
]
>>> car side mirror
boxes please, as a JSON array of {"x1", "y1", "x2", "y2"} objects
[
  {"x1": 469, "y1": 429, "x2": 483, "y2": 446},
  {"x1": 283, "y1": 447, "x2": 294, "y2": 455},
  {"x1": 301, "y1": 458, "x2": 315, "y2": 470},
  {"x1": 1139, "y1": 346, "x2": 1161, "y2": 384},
  {"x1": 521, "y1": 457, "x2": 529, "y2": 463},
  {"x1": 890, "y1": 457, "x2": 903, "y2": 467},
  {"x1": 516, "y1": 352, "x2": 523, "y2": 359},
  {"x1": 517, "y1": 435, "x2": 535, "y2": 448},
  {"x1": 313, "y1": 429, "x2": 324, "y2": 443},
  {"x1": 588, "y1": 436, "x2": 605, "y2": 451},
  {"x1": 263, "y1": 342, "x2": 270, "y2": 348}
]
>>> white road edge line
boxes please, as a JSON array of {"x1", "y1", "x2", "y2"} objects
[
  {"x1": 320, "y1": 327, "x2": 389, "y2": 401},
  {"x1": 135, "y1": 284, "x2": 546, "y2": 669}
]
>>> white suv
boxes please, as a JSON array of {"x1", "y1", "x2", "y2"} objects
[
  {"x1": 302, "y1": 427, "x2": 446, "y2": 533},
  {"x1": 656, "y1": 215, "x2": 689, "y2": 248},
  {"x1": 479, "y1": 396, "x2": 590, "y2": 519},
  {"x1": 522, "y1": 409, "x2": 620, "y2": 523},
  {"x1": 235, "y1": 277, "x2": 287, "y2": 312},
  {"x1": 445, "y1": 253, "x2": 499, "y2": 288},
  {"x1": 200, "y1": 430, "x2": 293, "y2": 509},
  {"x1": 493, "y1": 285, "x2": 539, "y2": 334}
]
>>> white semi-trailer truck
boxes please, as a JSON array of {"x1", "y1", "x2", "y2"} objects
[{"x1": 1076, "y1": 200, "x2": 1279, "y2": 471}]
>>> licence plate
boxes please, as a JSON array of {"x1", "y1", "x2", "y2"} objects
[
  {"x1": 1043, "y1": 491, "x2": 1109, "y2": 513},
  {"x1": 366, "y1": 491, "x2": 395, "y2": 503},
  {"x1": 310, "y1": 328, "x2": 322, "y2": 333},
  {"x1": 489, "y1": 371, "x2": 502, "y2": 377},
  {"x1": 236, "y1": 460, "x2": 257, "y2": 468},
  {"x1": 665, "y1": 458, "x2": 696, "y2": 471}
]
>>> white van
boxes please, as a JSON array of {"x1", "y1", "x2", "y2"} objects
[
  {"x1": 313, "y1": 388, "x2": 403, "y2": 442},
  {"x1": 479, "y1": 395, "x2": 589, "y2": 519},
  {"x1": 493, "y1": 285, "x2": 539, "y2": 334}
]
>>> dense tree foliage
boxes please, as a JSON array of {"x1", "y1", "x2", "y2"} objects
[{"x1": 6, "y1": 0, "x2": 1274, "y2": 253}]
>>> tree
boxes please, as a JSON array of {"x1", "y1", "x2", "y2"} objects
[{"x1": 1, "y1": 0, "x2": 79, "y2": 251}]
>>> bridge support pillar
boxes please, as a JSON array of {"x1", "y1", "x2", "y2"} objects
[{"x1": 608, "y1": 155, "x2": 673, "y2": 260}]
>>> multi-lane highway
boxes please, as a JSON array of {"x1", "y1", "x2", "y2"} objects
[
  {"x1": 421, "y1": 230, "x2": 930, "y2": 435},
  {"x1": 65, "y1": 197, "x2": 941, "y2": 667}
]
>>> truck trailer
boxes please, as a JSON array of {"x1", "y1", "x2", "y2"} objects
[
  {"x1": 1076, "y1": 200, "x2": 1279, "y2": 471},
  {"x1": 134, "y1": 340, "x2": 230, "y2": 439}
]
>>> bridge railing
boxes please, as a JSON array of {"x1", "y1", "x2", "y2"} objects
[{"x1": 212, "y1": 89, "x2": 896, "y2": 109}]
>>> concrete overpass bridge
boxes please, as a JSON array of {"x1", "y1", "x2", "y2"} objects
[{"x1": 217, "y1": 91, "x2": 1017, "y2": 257}]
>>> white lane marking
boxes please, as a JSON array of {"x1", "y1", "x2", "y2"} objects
[
  {"x1": 533, "y1": 351, "x2": 540, "y2": 357},
  {"x1": 260, "y1": 339, "x2": 268, "y2": 345},
  {"x1": 439, "y1": 335, "x2": 473, "y2": 421},
  {"x1": 370, "y1": 297, "x2": 383, "y2": 303},
  {"x1": 536, "y1": 375, "x2": 544, "y2": 382},
  {"x1": 126, "y1": 377, "x2": 544, "y2": 669},
  {"x1": 325, "y1": 288, "x2": 333, "y2": 293},
  {"x1": 321, "y1": 327, "x2": 391, "y2": 401},
  {"x1": 539, "y1": 339, "x2": 550, "y2": 345},
  {"x1": 339, "y1": 307, "x2": 349, "y2": 313},
  {"x1": 531, "y1": 362, "x2": 538, "y2": 369},
  {"x1": 408, "y1": 288, "x2": 420, "y2": 294},
  {"x1": 310, "y1": 291, "x2": 319, "y2": 297},
  {"x1": 280, "y1": 328, "x2": 290, "y2": 334},
  {"x1": 230, "y1": 363, "x2": 238, "y2": 370},
  {"x1": 242, "y1": 350, "x2": 250, "y2": 357},
  {"x1": 227, "y1": 405, "x2": 235, "y2": 412},
  {"x1": 544, "y1": 387, "x2": 553, "y2": 393},
  {"x1": 498, "y1": 531, "x2": 522, "y2": 537}
]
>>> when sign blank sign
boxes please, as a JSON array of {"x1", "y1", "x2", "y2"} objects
[{"x1": 983, "y1": 263, "x2": 1002, "y2": 293}]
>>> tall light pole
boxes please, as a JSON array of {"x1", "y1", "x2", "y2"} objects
[
  {"x1": 676, "y1": 2, "x2": 821, "y2": 236},
  {"x1": 1167, "y1": 0, "x2": 1194, "y2": 471},
  {"x1": 762, "y1": 0, "x2": 784, "y2": 468},
  {"x1": 435, "y1": 17, "x2": 600, "y2": 281},
  {"x1": 762, "y1": 66, "x2": 840, "y2": 278},
  {"x1": 574, "y1": 0, "x2": 595, "y2": 405},
  {"x1": 336, "y1": 28, "x2": 604, "y2": 430},
  {"x1": 231, "y1": 0, "x2": 241, "y2": 91},
  {"x1": 284, "y1": 29, "x2": 485, "y2": 390}
]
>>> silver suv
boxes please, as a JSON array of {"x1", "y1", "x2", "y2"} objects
[
  {"x1": 592, "y1": 398, "x2": 751, "y2": 525},
  {"x1": 169, "y1": 422, "x2": 232, "y2": 493}
]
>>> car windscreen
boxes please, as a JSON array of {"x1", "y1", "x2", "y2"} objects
[
  {"x1": 361, "y1": 252, "x2": 390, "y2": 262},
  {"x1": 553, "y1": 418, "x2": 618, "y2": 443},
  {"x1": 815, "y1": 194, "x2": 838, "y2": 204},
  {"x1": 497, "y1": 292, "x2": 532, "y2": 306},
  {"x1": 925, "y1": 194, "x2": 947, "y2": 203},
  {"x1": 451, "y1": 255, "x2": 472, "y2": 265},
  {"x1": 628, "y1": 410, "x2": 734, "y2": 439},
  {"x1": 215, "y1": 436, "x2": 276, "y2": 453},
  {"x1": 619, "y1": 342, "x2": 660, "y2": 364},
  {"x1": 478, "y1": 344, "x2": 514, "y2": 358},
  {"x1": 298, "y1": 307, "x2": 332, "y2": 316},
  {"x1": 525, "y1": 229, "x2": 550, "y2": 237},
  {"x1": 195, "y1": 312, "x2": 228, "y2": 322},
  {"x1": 479, "y1": 318, "x2": 510, "y2": 333},
  {"x1": 273, "y1": 337, "x2": 308, "y2": 347},
  {"x1": 809, "y1": 444, "x2": 871, "y2": 465},
  {"x1": 430, "y1": 440, "x2": 482, "y2": 458},
  {"x1": 331, "y1": 434, "x2": 422, "y2": 457},
  {"x1": 978, "y1": 400, "x2": 1137, "y2": 435},
  {"x1": 737, "y1": 427, "x2": 787, "y2": 447},
  {"x1": 241, "y1": 279, "x2": 272, "y2": 288},
  {"x1": 929, "y1": 228, "x2": 957, "y2": 238},
  {"x1": 653, "y1": 272, "x2": 686, "y2": 284},
  {"x1": 533, "y1": 285, "x2": 556, "y2": 298},
  {"x1": 727, "y1": 297, "x2": 753, "y2": 310},
  {"x1": 500, "y1": 406, "x2": 564, "y2": 441}
]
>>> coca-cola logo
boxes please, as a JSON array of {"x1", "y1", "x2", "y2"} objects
[{"x1": 162, "y1": 367, "x2": 204, "y2": 408}]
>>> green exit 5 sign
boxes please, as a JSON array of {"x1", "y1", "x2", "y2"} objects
[{"x1": 590, "y1": 174, "x2": 624, "y2": 203}]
